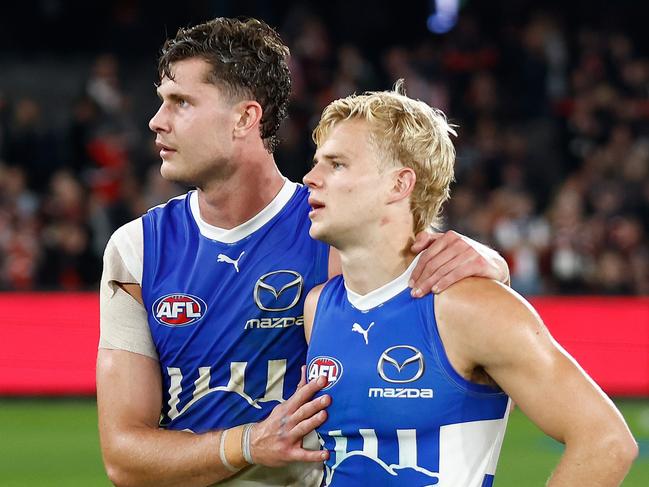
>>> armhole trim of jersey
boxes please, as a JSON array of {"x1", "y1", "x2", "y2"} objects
[{"x1": 429, "y1": 295, "x2": 506, "y2": 396}]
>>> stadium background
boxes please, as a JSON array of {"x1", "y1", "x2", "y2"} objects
[{"x1": 0, "y1": 0, "x2": 647, "y2": 485}]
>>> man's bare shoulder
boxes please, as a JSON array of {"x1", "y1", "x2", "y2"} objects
[
  {"x1": 304, "y1": 283, "x2": 327, "y2": 343},
  {"x1": 435, "y1": 277, "x2": 547, "y2": 364},
  {"x1": 437, "y1": 277, "x2": 539, "y2": 326},
  {"x1": 306, "y1": 283, "x2": 326, "y2": 304}
]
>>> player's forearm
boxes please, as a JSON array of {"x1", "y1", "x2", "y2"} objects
[
  {"x1": 547, "y1": 434, "x2": 637, "y2": 486},
  {"x1": 101, "y1": 426, "x2": 242, "y2": 487}
]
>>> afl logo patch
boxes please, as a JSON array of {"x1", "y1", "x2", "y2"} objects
[
  {"x1": 152, "y1": 294, "x2": 207, "y2": 327},
  {"x1": 307, "y1": 356, "x2": 343, "y2": 390}
]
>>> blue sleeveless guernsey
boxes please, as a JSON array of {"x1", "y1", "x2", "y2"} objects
[
  {"x1": 307, "y1": 256, "x2": 510, "y2": 487},
  {"x1": 141, "y1": 182, "x2": 329, "y2": 433}
]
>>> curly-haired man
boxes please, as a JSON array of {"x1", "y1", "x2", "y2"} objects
[{"x1": 96, "y1": 18, "x2": 510, "y2": 486}]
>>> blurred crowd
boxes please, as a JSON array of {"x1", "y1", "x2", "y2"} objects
[{"x1": 0, "y1": 8, "x2": 647, "y2": 294}]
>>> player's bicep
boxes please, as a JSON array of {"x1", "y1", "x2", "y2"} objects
[
  {"x1": 97, "y1": 349, "x2": 162, "y2": 443},
  {"x1": 484, "y1": 314, "x2": 624, "y2": 446},
  {"x1": 303, "y1": 284, "x2": 325, "y2": 344},
  {"x1": 440, "y1": 279, "x2": 626, "y2": 447}
]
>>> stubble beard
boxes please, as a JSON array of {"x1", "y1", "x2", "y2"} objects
[
  {"x1": 159, "y1": 160, "x2": 195, "y2": 187},
  {"x1": 159, "y1": 155, "x2": 236, "y2": 190}
]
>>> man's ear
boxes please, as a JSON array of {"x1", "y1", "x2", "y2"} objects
[
  {"x1": 233, "y1": 100, "x2": 263, "y2": 139},
  {"x1": 388, "y1": 166, "x2": 417, "y2": 204}
]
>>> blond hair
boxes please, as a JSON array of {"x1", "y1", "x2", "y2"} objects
[{"x1": 312, "y1": 80, "x2": 456, "y2": 232}]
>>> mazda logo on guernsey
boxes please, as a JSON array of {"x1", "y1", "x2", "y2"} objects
[
  {"x1": 253, "y1": 270, "x2": 303, "y2": 312},
  {"x1": 153, "y1": 294, "x2": 207, "y2": 327},
  {"x1": 307, "y1": 356, "x2": 343, "y2": 390},
  {"x1": 377, "y1": 345, "x2": 425, "y2": 383}
]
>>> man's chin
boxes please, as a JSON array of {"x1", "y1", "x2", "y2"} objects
[
  {"x1": 160, "y1": 163, "x2": 194, "y2": 186},
  {"x1": 308, "y1": 225, "x2": 322, "y2": 240},
  {"x1": 159, "y1": 161, "x2": 176, "y2": 179},
  {"x1": 308, "y1": 225, "x2": 334, "y2": 245}
]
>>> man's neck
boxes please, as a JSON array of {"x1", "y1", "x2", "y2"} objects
[
  {"x1": 196, "y1": 152, "x2": 285, "y2": 229},
  {"x1": 339, "y1": 227, "x2": 416, "y2": 296}
]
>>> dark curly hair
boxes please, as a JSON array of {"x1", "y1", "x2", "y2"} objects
[{"x1": 158, "y1": 18, "x2": 291, "y2": 153}]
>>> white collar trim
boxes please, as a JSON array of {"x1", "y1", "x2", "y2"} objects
[
  {"x1": 190, "y1": 179, "x2": 298, "y2": 243},
  {"x1": 345, "y1": 253, "x2": 422, "y2": 311}
]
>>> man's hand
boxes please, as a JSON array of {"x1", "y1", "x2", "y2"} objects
[
  {"x1": 409, "y1": 230, "x2": 510, "y2": 296},
  {"x1": 249, "y1": 367, "x2": 331, "y2": 467}
]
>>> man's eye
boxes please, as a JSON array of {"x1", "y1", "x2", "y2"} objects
[
  {"x1": 332, "y1": 161, "x2": 344, "y2": 169},
  {"x1": 177, "y1": 99, "x2": 189, "y2": 108}
]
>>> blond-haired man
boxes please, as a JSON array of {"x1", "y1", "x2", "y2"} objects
[{"x1": 303, "y1": 83, "x2": 637, "y2": 486}]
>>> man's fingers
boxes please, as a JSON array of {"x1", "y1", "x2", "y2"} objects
[
  {"x1": 289, "y1": 447, "x2": 330, "y2": 463},
  {"x1": 296, "y1": 365, "x2": 307, "y2": 390},
  {"x1": 412, "y1": 249, "x2": 476, "y2": 295},
  {"x1": 290, "y1": 410, "x2": 329, "y2": 442},
  {"x1": 411, "y1": 239, "x2": 466, "y2": 294},
  {"x1": 415, "y1": 251, "x2": 478, "y2": 295},
  {"x1": 432, "y1": 252, "x2": 494, "y2": 292},
  {"x1": 283, "y1": 375, "x2": 327, "y2": 414},
  {"x1": 289, "y1": 394, "x2": 330, "y2": 429},
  {"x1": 410, "y1": 231, "x2": 442, "y2": 253},
  {"x1": 409, "y1": 235, "x2": 453, "y2": 284}
]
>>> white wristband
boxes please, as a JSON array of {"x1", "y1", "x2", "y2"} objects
[
  {"x1": 219, "y1": 429, "x2": 240, "y2": 473},
  {"x1": 242, "y1": 423, "x2": 255, "y2": 465}
]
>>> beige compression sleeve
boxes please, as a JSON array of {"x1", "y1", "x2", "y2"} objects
[{"x1": 98, "y1": 219, "x2": 158, "y2": 360}]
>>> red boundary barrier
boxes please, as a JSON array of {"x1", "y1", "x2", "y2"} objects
[{"x1": 0, "y1": 294, "x2": 647, "y2": 396}]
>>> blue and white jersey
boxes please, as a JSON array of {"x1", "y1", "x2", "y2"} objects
[
  {"x1": 307, "y1": 256, "x2": 510, "y2": 487},
  {"x1": 141, "y1": 181, "x2": 329, "y2": 433}
]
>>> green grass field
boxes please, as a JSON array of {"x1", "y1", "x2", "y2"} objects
[{"x1": 0, "y1": 399, "x2": 647, "y2": 486}]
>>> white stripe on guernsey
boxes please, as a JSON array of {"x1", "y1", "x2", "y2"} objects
[
  {"x1": 324, "y1": 426, "x2": 439, "y2": 486},
  {"x1": 323, "y1": 419, "x2": 508, "y2": 486},
  {"x1": 397, "y1": 429, "x2": 418, "y2": 467},
  {"x1": 437, "y1": 417, "x2": 510, "y2": 486},
  {"x1": 259, "y1": 359, "x2": 287, "y2": 403},
  {"x1": 359, "y1": 429, "x2": 378, "y2": 457},
  {"x1": 484, "y1": 399, "x2": 512, "y2": 475},
  {"x1": 166, "y1": 367, "x2": 183, "y2": 419},
  {"x1": 227, "y1": 362, "x2": 247, "y2": 392},
  {"x1": 190, "y1": 179, "x2": 298, "y2": 243},
  {"x1": 194, "y1": 367, "x2": 212, "y2": 404},
  {"x1": 345, "y1": 253, "x2": 422, "y2": 311},
  {"x1": 329, "y1": 431, "x2": 348, "y2": 461},
  {"x1": 165, "y1": 362, "x2": 269, "y2": 421}
]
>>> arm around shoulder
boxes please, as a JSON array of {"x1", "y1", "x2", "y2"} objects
[
  {"x1": 436, "y1": 278, "x2": 637, "y2": 486},
  {"x1": 409, "y1": 230, "x2": 510, "y2": 296}
]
